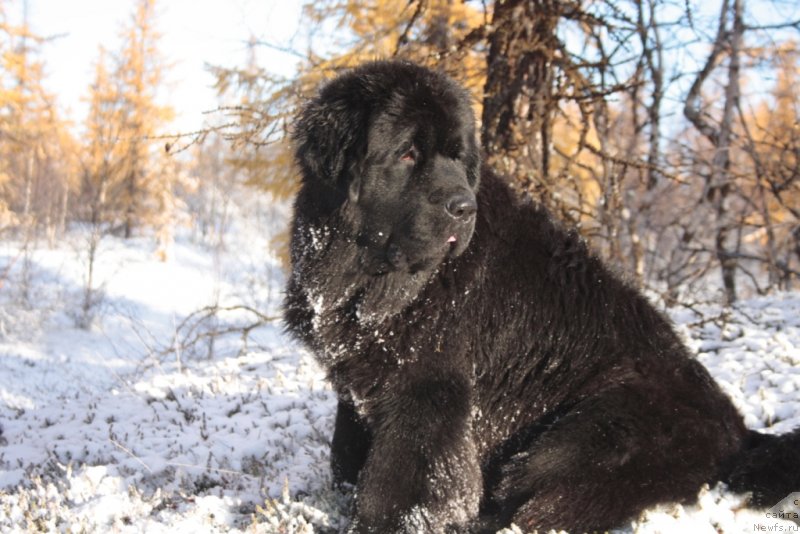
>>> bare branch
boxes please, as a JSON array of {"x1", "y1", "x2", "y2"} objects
[{"x1": 683, "y1": 0, "x2": 730, "y2": 146}]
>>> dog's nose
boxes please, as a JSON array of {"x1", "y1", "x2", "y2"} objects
[{"x1": 445, "y1": 192, "x2": 477, "y2": 220}]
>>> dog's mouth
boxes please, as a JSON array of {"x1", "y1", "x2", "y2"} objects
[
  {"x1": 364, "y1": 232, "x2": 468, "y2": 276},
  {"x1": 367, "y1": 247, "x2": 436, "y2": 276}
]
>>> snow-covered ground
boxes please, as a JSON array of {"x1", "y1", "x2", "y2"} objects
[{"x1": 0, "y1": 206, "x2": 798, "y2": 533}]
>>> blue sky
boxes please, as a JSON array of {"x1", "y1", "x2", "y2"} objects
[{"x1": 9, "y1": 0, "x2": 304, "y2": 133}]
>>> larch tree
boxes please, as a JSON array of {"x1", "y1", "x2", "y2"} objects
[
  {"x1": 114, "y1": 0, "x2": 174, "y2": 240},
  {"x1": 738, "y1": 42, "x2": 800, "y2": 290},
  {"x1": 0, "y1": 3, "x2": 74, "y2": 239},
  {"x1": 481, "y1": 0, "x2": 560, "y2": 197},
  {"x1": 81, "y1": 47, "x2": 126, "y2": 230},
  {"x1": 0, "y1": 1, "x2": 19, "y2": 229}
]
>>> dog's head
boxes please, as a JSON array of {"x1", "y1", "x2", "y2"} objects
[{"x1": 293, "y1": 61, "x2": 480, "y2": 280}]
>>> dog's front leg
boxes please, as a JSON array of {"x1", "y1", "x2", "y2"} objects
[{"x1": 348, "y1": 375, "x2": 481, "y2": 534}]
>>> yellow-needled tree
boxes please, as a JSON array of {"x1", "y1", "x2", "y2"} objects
[
  {"x1": 114, "y1": 0, "x2": 174, "y2": 240},
  {"x1": 0, "y1": 4, "x2": 75, "y2": 239},
  {"x1": 80, "y1": 47, "x2": 127, "y2": 230},
  {"x1": 0, "y1": 3, "x2": 21, "y2": 230},
  {"x1": 739, "y1": 41, "x2": 800, "y2": 289}
]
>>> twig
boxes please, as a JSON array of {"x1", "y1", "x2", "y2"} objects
[
  {"x1": 161, "y1": 304, "x2": 280, "y2": 360},
  {"x1": 109, "y1": 438, "x2": 153, "y2": 474},
  {"x1": 394, "y1": 0, "x2": 427, "y2": 56},
  {"x1": 111, "y1": 437, "x2": 258, "y2": 480}
]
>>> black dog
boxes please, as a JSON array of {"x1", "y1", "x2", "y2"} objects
[{"x1": 284, "y1": 60, "x2": 800, "y2": 533}]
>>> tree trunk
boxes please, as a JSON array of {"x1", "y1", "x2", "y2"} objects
[
  {"x1": 636, "y1": 0, "x2": 664, "y2": 190},
  {"x1": 481, "y1": 0, "x2": 560, "y2": 199},
  {"x1": 22, "y1": 151, "x2": 34, "y2": 222},
  {"x1": 712, "y1": 0, "x2": 743, "y2": 305},
  {"x1": 124, "y1": 141, "x2": 139, "y2": 239},
  {"x1": 683, "y1": 0, "x2": 744, "y2": 305}
]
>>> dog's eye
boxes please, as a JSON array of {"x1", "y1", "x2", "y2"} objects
[{"x1": 400, "y1": 147, "x2": 417, "y2": 163}]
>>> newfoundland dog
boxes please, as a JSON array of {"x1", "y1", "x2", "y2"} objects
[{"x1": 283, "y1": 61, "x2": 800, "y2": 533}]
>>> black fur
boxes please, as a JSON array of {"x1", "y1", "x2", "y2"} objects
[{"x1": 284, "y1": 60, "x2": 800, "y2": 533}]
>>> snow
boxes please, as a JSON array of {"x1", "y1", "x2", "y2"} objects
[{"x1": 1, "y1": 206, "x2": 799, "y2": 532}]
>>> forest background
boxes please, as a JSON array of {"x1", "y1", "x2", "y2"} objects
[{"x1": 2, "y1": 0, "x2": 800, "y2": 308}]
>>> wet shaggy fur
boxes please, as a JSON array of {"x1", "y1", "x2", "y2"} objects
[{"x1": 283, "y1": 61, "x2": 800, "y2": 533}]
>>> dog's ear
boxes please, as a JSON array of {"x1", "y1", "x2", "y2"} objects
[{"x1": 293, "y1": 91, "x2": 366, "y2": 188}]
